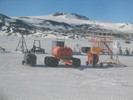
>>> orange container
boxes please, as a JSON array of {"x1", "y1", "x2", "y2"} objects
[{"x1": 52, "y1": 46, "x2": 73, "y2": 59}]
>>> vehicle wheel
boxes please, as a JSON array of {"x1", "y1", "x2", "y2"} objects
[
  {"x1": 100, "y1": 63, "x2": 103, "y2": 67},
  {"x1": 71, "y1": 57, "x2": 81, "y2": 67},
  {"x1": 30, "y1": 54, "x2": 37, "y2": 66},
  {"x1": 22, "y1": 61, "x2": 25, "y2": 65},
  {"x1": 51, "y1": 57, "x2": 59, "y2": 67},
  {"x1": 31, "y1": 61, "x2": 35, "y2": 66},
  {"x1": 44, "y1": 57, "x2": 51, "y2": 66},
  {"x1": 86, "y1": 61, "x2": 89, "y2": 66},
  {"x1": 45, "y1": 57, "x2": 59, "y2": 67}
]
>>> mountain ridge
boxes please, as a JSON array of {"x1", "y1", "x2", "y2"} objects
[{"x1": 0, "y1": 13, "x2": 133, "y2": 38}]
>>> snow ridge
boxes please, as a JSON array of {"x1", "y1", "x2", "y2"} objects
[{"x1": 0, "y1": 13, "x2": 133, "y2": 37}]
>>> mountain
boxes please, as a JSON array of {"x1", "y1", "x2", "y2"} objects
[
  {"x1": 0, "y1": 13, "x2": 36, "y2": 36},
  {"x1": 0, "y1": 13, "x2": 133, "y2": 38},
  {"x1": 53, "y1": 12, "x2": 89, "y2": 20},
  {"x1": 0, "y1": 13, "x2": 10, "y2": 19}
]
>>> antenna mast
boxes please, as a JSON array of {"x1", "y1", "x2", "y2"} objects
[{"x1": 15, "y1": 30, "x2": 28, "y2": 53}]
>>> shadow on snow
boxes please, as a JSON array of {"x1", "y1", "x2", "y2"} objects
[{"x1": 32, "y1": 64, "x2": 126, "y2": 71}]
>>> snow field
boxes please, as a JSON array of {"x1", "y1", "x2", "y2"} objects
[{"x1": 0, "y1": 36, "x2": 133, "y2": 100}]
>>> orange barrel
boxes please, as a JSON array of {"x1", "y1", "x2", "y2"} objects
[{"x1": 52, "y1": 46, "x2": 73, "y2": 59}]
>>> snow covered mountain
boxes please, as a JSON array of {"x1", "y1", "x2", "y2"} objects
[
  {"x1": 52, "y1": 12, "x2": 89, "y2": 20},
  {"x1": 0, "y1": 14, "x2": 36, "y2": 36},
  {"x1": 0, "y1": 12, "x2": 133, "y2": 37}
]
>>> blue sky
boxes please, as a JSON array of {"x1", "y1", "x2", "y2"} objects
[{"x1": 0, "y1": 0, "x2": 133, "y2": 23}]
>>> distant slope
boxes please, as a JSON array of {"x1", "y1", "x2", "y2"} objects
[
  {"x1": 27, "y1": 12, "x2": 133, "y2": 33},
  {"x1": 0, "y1": 13, "x2": 36, "y2": 36},
  {"x1": 0, "y1": 12, "x2": 133, "y2": 37}
]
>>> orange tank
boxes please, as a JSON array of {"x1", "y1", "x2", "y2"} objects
[{"x1": 52, "y1": 46, "x2": 73, "y2": 59}]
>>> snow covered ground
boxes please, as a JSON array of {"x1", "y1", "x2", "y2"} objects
[{"x1": 0, "y1": 36, "x2": 133, "y2": 100}]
